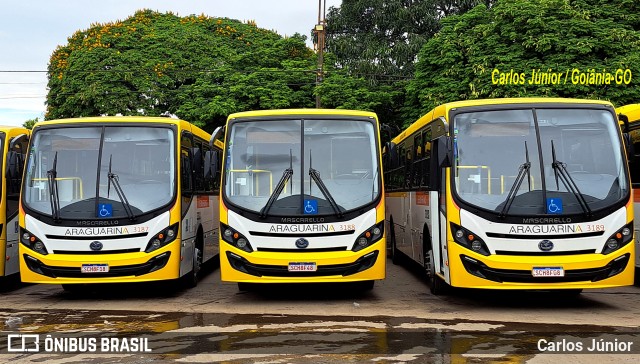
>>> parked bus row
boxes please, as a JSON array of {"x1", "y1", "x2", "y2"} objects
[{"x1": 0, "y1": 97, "x2": 637, "y2": 294}]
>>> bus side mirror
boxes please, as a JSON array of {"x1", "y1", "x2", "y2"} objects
[
  {"x1": 437, "y1": 137, "x2": 452, "y2": 168},
  {"x1": 209, "y1": 126, "x2": 225, "y2": 148}
]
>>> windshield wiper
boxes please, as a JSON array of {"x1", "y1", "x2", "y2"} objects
[
  {"x1": 107, "y1": 154, "x2": 136, "y2": 221},
  {"x1": 260, "y1": 150, "x2": 293, "y2": 218},
  {"x1": 47, "y1": 151, "x2": 61, "y2": 222},
  {"x1": 550, "y1": 140, "x2": 592, "y2": 217},
  {"x1": 308, "y1": 150, "x2": 342, "y2": 218},
  {"x1": 499, "y1": 142, "x2": 531, "y2": 218}
]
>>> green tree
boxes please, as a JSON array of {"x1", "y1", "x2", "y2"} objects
[
  {"x1": 323, "y1": 0, "x2": 492, "y2": 127},
  {"x1": 22, "y1": 117, "x2": 39, "y2": 130},
  {"x1": 404, "y1": 0, "x2": 640, "y2": 123},
  {"x1": 46, "y1": 10, "x2": 317, "y2": 130}
]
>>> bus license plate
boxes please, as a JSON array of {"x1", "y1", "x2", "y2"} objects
[
  {"x1": 81, "y1": 264, "x2": 109, "y2": 273},
  {"x1": 532, "y1": 267, "x2": 564, "y2": 277},
  {"x1": 288, "y1": 262, "x2": 317, "y2": 272}
]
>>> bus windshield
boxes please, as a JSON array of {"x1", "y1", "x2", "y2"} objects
[
  {"x1": 224, "y1": 118, "x2": 380, "y2": 216},
  {"x1": 453, "y1": 108, "x2": 628, "y2": 216},
  {"x1": 23, "y1": 126, "x2": 175, "y2": 219}
]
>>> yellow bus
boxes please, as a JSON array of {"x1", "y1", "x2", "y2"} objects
[
  {"x1": 385, "y1": 98, "x2": 634, "y2": 294},
  {"x1": 0, "y1": 126, "x2": 30, "y2": 277},
  {"x1": 213, "y1": 109, "x2": 385, "y2": 290},
  {"x1": 19, "y1": 116, "x2": 222, "y2": 290},
  {"x1": 615, "y1": 103, "x2": 640, "y2": 279}
]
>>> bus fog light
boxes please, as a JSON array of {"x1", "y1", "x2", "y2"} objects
[
  {"x1": 357, "y1": 237, "x2": 368, "y2": 247},
  {"x1": 236, "y1": 238, "x2": 248, "y2": 249},
  {"x1": 606, "y1": 239, "x2": 619, "y2": 250},
  {"x1": 471, "y1": 241, "x2": 483, "y2": 252}
]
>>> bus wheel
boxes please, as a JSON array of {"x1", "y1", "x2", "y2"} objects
[
  {"x1": 237, "y1": 282, "x2": 255, "y2": 291},
  {"x1": 425, "y1": 248, "x2": 446, "y2": 295},
  {"x1": 183, "y1": 246, "x2": 202, "y2": 289},
  {"x1": 358, "y1": 280, "x2": 375, "y2": 291}
]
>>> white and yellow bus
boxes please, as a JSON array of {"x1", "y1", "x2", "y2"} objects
[
  {"x1": 385, "y1": 98, "x2": 635, "y2": 294},
  {"x1": 616, "y1": 103, "x2": 640, "y2": 279},
  {"x1": 0, "y1": 126, "x2": 30, "y2": 278},
  {"x1": 214, "y1": 109, "x2": 385, "y2": 290},
  {"x1": 19, "y1": 117, "x2": 221, "y2": 289}
]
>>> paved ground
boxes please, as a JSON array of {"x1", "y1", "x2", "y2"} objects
[{"x1": 0, "y1": 258, "x2": 639, "y2": 362}]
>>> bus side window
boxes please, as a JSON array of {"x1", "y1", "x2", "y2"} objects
[
  {"x1": 629, "y1": 128, "x2": 640, "y2": 186},
  {"x1": 413, "y1": 134, "x2": 422, "y2": 187},
  {"x1": 192, "y1": 142, "x2": 204, "y2": 192},
  {"x1": 6, "y1": 135, "x2": 29, "y2": 218}
]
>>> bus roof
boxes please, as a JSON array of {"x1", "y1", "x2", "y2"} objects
[
  {"x1": 616, "y1": 104, "x2": 640, "y2": 124},
  {"x1": 31, "y1": 116, "x2": 210, "y2": 141},
  {"x1": 227, "y1": 108, "x2": 378, "y2": 121},
  {"x1": 0, "y1": 125, "x2": 29, "y2": 134},
  {"x1": 392, "y1": 97, "x2": 614, "y2": 145}
]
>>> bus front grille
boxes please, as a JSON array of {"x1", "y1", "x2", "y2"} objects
[
  {"x1": 226, "y1": 251, "x2": 378, "y2": 277},
  {"x1": 460, "y1": 254, "x2": 630, "y2": 283},
  {"x1": 23, "y1": 252, "x2": 171, "y2": 279}
]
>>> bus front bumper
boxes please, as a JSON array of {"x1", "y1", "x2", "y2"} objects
[
  {"x1": 220, "y1": 240, "x2": 386, "y2": 283},
  {"x1": 449, "y1": 243, "x2": 635, "y2": 289},
  {"x1": 19, "y1": 243, "x2": 181, "y2": 284}
]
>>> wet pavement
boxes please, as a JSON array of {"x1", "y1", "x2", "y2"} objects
[
  {"x1": 0, "y1": 261, "x2": 638, "y2": 362},
  {"x1": 1, "y1": 308, "x2": 639, "y2": 362}
]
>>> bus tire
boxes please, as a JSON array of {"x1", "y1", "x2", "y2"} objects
[
  {"x1": 389, "y1": 219, "x2": 400, "y2": 265},
  {"x1": 237, "y1": 282, "x2": 254, "y2": 291},
  {"x1": 357, "y1": 280, "x2": 375, "y2": 291},
  {"x1": 425, "y1": 248, "x2": 446, "y2": 295},
  {"x1": 183, "y1": 234, "x2": 203, "y2": 289}
]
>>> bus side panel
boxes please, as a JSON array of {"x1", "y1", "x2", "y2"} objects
[
  {"x1": 4, "y1": 215, "x2": 20, "y2": 275},
  {"x1": 410, "y1": 191, "x2": 431, "y2": 265},
  {"x1": 386, "y1": 192, "x2": 409, "y2": 257},
  {"x1": 195, "y1": 194, "x2": 218, "y2": 263},
  {"x1": 180, "y1": 196, "x2": 197, "y2": 277},
  {"x1": 634, "y1": 188, "x2": 640, "y2": 269}
]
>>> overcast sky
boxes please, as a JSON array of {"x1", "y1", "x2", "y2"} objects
[{"x1": 0, "y1": 0, "x2": 341, "y2": 126}]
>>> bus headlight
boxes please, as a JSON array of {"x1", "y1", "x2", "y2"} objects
[
  {"x1": 450, "y1": 223, "x2": 490, "y2": 256},
  {"x1": 220, "y1": 223, "x2": 253, "y2": 253},
  {"x1": 20, "y1": 228, "x2": 48, "y2": 255},
  {"x1": 602, "y1": 222, "x2": 633, "y2": 255},
  {"x1": 145, "y1": 223, "x2": 179, "y2": 253},
  {"x1": 351, "y1": 221, "x2": 384, "y2": 252}
]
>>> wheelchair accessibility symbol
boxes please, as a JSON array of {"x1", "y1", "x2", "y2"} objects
[
  {"x1": 303, "y1": 200, "x2": 318, "y2": 215},
  {"x1": 98, "y1": 203, "x2": 113, "y2": 217},
  {"x1": 546, "y1": 198, "x2": 563, "y2": 214}
]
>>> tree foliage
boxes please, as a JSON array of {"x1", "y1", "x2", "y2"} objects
[
  {"x1": 323, "y1": 1, "x2": 492, "y2": 127},
  {"x1": 46, "y1": 10, "x2": 316, "y2": 130},
  {"x1": 22, "y1": 117, "x2": 39, "y2": 130},
  {"x1": 404, "y1": 0, "x2": 640, "y2": 123}
]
